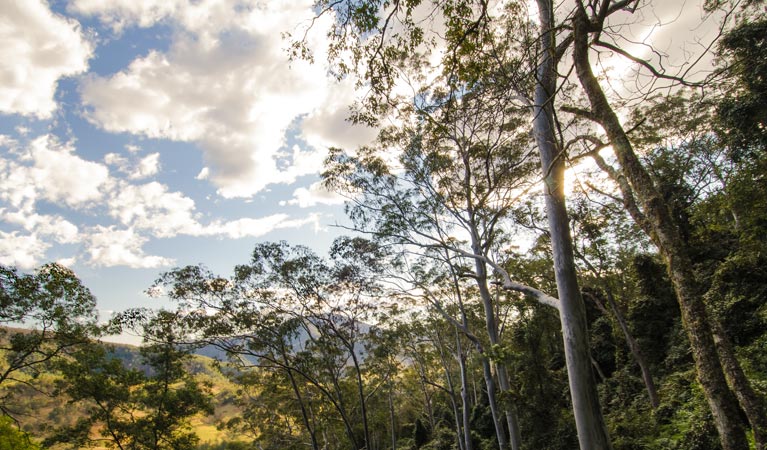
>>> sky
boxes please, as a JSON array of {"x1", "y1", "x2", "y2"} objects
[
  {"x1": 0, "y1": 0, "x2": 379, "y2": 339},
  {"x1": 0, "y1": 0, "x2": 726, "y2": 343}
]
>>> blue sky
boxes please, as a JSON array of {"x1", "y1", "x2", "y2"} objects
[
  {"x1": 0, "y1": 0, "x2": 377, "y2": 337},
  {"x1": 0, "y1": 0, "x2": 726, "y2": 344}
]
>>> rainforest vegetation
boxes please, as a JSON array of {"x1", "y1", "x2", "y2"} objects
[{"x1": 1, "y1": 0, "x2": 766, "y2": 449}]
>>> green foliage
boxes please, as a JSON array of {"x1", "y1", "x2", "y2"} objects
[
  {"x1": 0, "y1": 263, "x2": 99, "y2": 420},
  {"x1": 716, "y1": 19, "x2": 767, "y2": 155},
  {"x1": 50, "y1": 312, "x2": 212, "y2": 450},
  {"x1": 0, "y1": 416, "x2": 40, "y2": 450},
  {"x1": 413, "y1": 417, "x2": 430, "y2": 447}
]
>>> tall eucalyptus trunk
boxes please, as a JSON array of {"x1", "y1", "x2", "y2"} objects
[
  {"x1": 570, "y1": 4, "x2": 748, "y2": 448},
  {"x1": 533, "y1": 1, "x2": 613, "y2": 448}
]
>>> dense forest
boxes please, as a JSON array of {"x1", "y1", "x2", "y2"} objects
[{"x1": 1, "y1": 0, "x2": 766, "y2": 449}]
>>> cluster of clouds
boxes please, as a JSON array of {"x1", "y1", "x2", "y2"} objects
[
  {"x1": 73, "y1": 0, "x2": 376, "y2": 198},
  {"x1": 0, "y1": 0, "x2": 373, "y2": 270},
  {"x1": 0, "y1": 134, "x2": 325, "y2": 268}
]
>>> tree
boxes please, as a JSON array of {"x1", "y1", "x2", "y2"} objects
[
  {"x1": 0, "y1": 263, "x2": 99, "y2": 420},
  {"x1": 300, "y1": 1, "x2": 614, "y2": 447},
  {"x1": 299, "y1": 0, "x2": 767, "y2": 447},
  {"x1": 153, "y1": 238, "x2": 389, "y2": 450},
  {"x1": 0, "y1": 416, "x2": 40, "y2": 450},
  {"x1": 324, "y1": 73, "x2": 569, "y2": 449},
  {"x1": 52, "y1": 311, "x2": 212, "y2": 450},
  {"x1": 567, "y1": 2, "x2": 765, "y2": 447}
]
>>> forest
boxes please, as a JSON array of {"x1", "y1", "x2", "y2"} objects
[{"x1": 1, "y1": 0, "x2": 766, "y2": 449}]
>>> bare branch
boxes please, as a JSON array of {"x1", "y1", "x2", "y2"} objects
[{"x1": 594, "y1": 40, "x2": 705, "y2": 87}]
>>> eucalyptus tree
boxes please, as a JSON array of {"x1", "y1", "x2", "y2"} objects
[
  {"x1": 153, "y1": 238, "x2": 388, "y2": 450},
  {"x1": 567, "y1": 194, "x2": 660, "y2": 408},
  {"x1": 397, "y1": 255, "x2": 506, "y2": 450},
  {"x1": 297, "y1": 0, "x2": 767, "y2": 447},
  {"x1": 0, "y1": 263, "x2": 99, "y2": 420},
  {"x1": 563, "y1": 3, "x2": 766, "y2": 447},
  {"x1": 323, "y1": 71, "x2": 575, "y2": 448},
  {"x1": 51, "y1": 310, "x2": 212, "y2": 450},
  {"x1": 296, "y1": 1, "x2": 613, "y2": 446}
]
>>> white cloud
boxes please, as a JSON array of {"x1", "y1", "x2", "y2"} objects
[
  {"x1": 0, "y1": 0, "x2": 92, "y2": 118},
  {"x1": 300, "y1": 79, "x2": 378, "y2": 152},
  {"x1": 0, "y1": 131, "x2": 325, "y2": 268},
  {"x1": 203, "y1": 213, "x2": 320, "y2": 239},
  {"x1": 0, "y1": 135, "x2": 18, "y2": 148},
  {"x1": 56, "y1": 257, "x2": 78, "y2": 267},
  {"x1": 86, "y1": 226, "x2": 175, "y2": 268},
  {"x1": 108, "y1": 181, "x2": 201, "y2": 237},
  {"x1": 285, "y1": 181, "x2": 346, "y2": 208},
  {"x1": 0, "y1": 135, "x2": 109, "y2": 210},
  {"x1": 76, "y1": 0, "x2": 354, "y2": 198},
  {"x1": 131, "y1": 153, "x2": 160, "y2": 179},
  {"x1": 104, "y1": 152, "x2": 129, "y2": 168},
  {"x1": 105, "y1": 151, "x2": 161, "y2": 180},
  {"x1": 27, "y1": 135, "x2": 110, "y2": 207},
  {"x1": 69, "y1": 0, "x2": 179, "y2": 32},
  {"x1": 0, "y1": 231, "x2": 50, "y2": 269},
  {"x1": 0, "y1": 210, "x2": 79, "y2": 244}
]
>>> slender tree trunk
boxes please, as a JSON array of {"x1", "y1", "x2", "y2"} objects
[
  {"x1": 473, "y1": 252, "x2": 522, "y2": 450},
  {"x1": 496, "y1": 365, "x2": 522, "y2": 450},
  {"x1": 433, "y1": 294, "x2": 500, "y2": 449},
  {"x1": 533, "y1": 2, "x2": 613, "y2": 449},
  {"x1": 456, "y1": 327, "x2": 474, "y2": 450},
  {"x1": 389, "y1": 377, "x2": 397, "y2": 450},
  {"x1": 481, "y1": 355, "x2": 509, "y2": 450},
  {"x1": 435, "y1": 330, "x2": 466, "y2": 450},
  {"x1": 349, "y1": 349, "x2": 372, "y2": 449},
  {"x1": 326, "y1": 361, "x2": 361, "y2": 449},
  {"x1": 605, "y1": 290, "x2": 659, "y2": 408},
  {"x1": 450, "y1": 263, "x2": 475, "y2": 450},
  {"x1": 411, "y1": 346, "x2": 436, "y2": 431},
  {"x1": 570, "y1": 6, "x2": 749, "y2": 449},
  {"x1": 586, "y1": 285, "x2": 659, "y2": 408},
  {"x1": 286, "y1": 367, "x2": 320, "y2": 450},
  {"x1": 710, "y1": 317, "x2": 767, "y2": 450}
]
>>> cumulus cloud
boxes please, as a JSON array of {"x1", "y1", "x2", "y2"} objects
[
  {"x1": 0, "y1": 0, "x2": 92, "y2": 118},
  {"x1": 284, "y1": 181, "x2": 346, "y2": 208},
  {"x1": 0, "y1": 211, "x2": 79, "y2": 244},
  {"x1": 203, "y1": 213, "x2": 321, "y2": 239},
  {"x1": 56, "y1": 257, "x2": 78, "y2": 267},
  {"x1": 69, "y1": 0, "x2": 179, "y2": 32},
  {"x1": 300, "y1": 79, "x2": 378, "y2": 152},
  {"x1": 131, "y1": 153, "x2": 161, "y2": 179},
  {"x1": 25, "y1": 136, "x2": 109, "y2": 207},
  {"x1": 0, "y1": 132, "x2": 324, "y2": 268},
  {"x1": 0, "y1": 231, "x2": 50, "y2": 269},
  {"x1": 85, "y1": 226, "x2": 175, "y2": 268},
  {"x1": 105, "y1": 151, "x2": 161, "y2": 180},
  {"x1": 75, "y1": 0, "x2": 356, "y2": 198},
  {"x1": 0, "y1": 135, "x2": 109, "y2": 211},
  {"x1": 108, "y1": 181, "x2": 201, "y2": 237}
]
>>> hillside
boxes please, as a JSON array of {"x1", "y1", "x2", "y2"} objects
[{"x1": 0, "y1": 329, "x2": 249, "y2": 449}]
